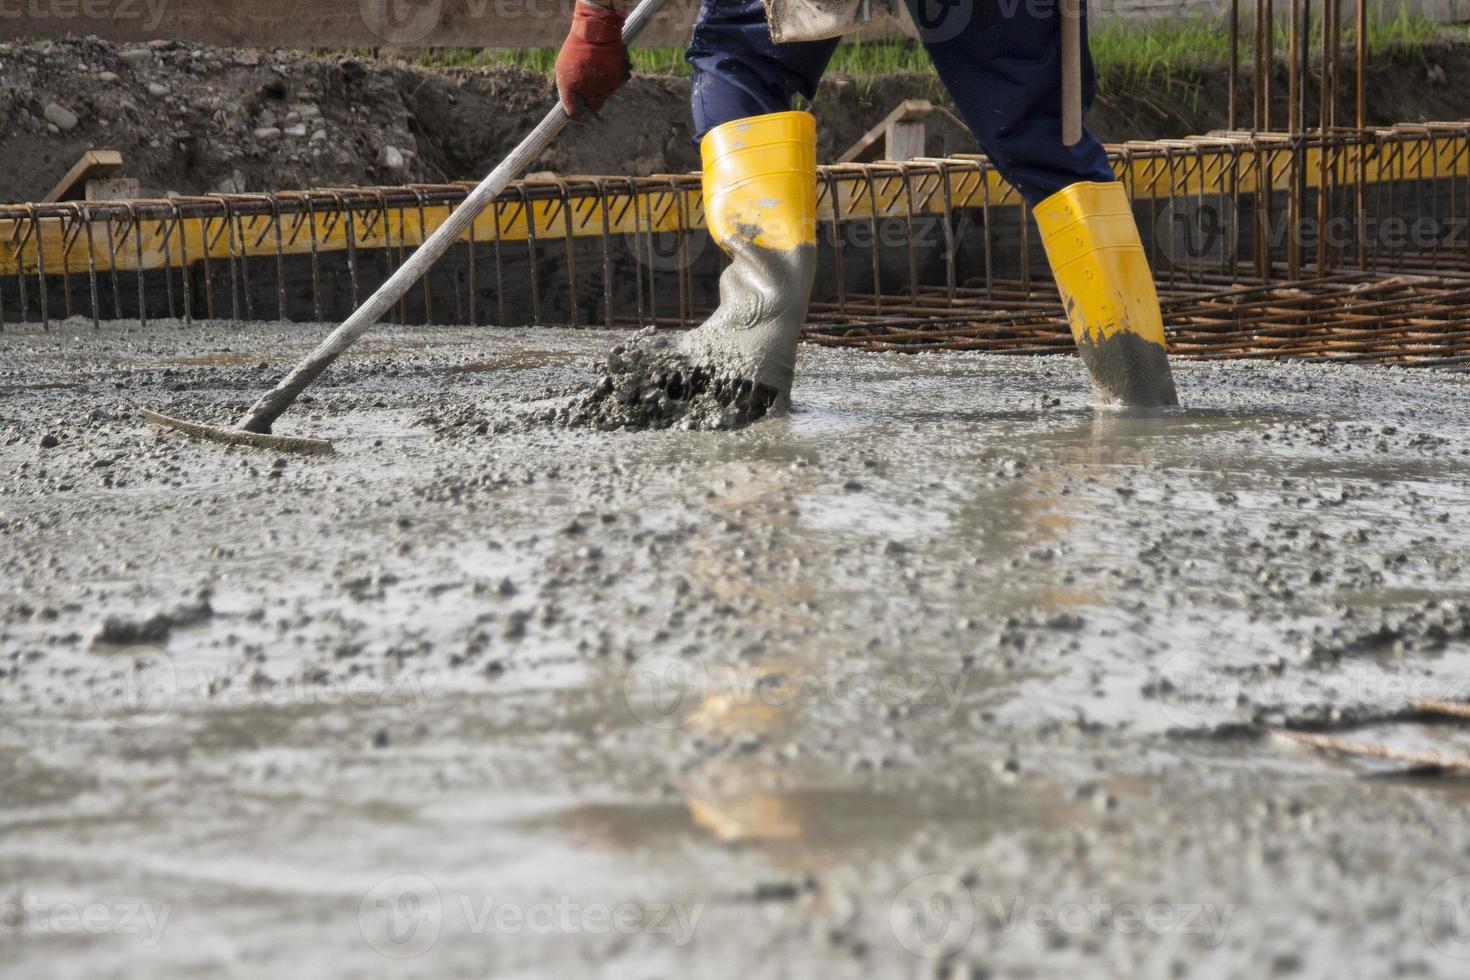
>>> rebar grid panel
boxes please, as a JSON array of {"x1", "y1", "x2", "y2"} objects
[
  {"x1": 1237, "y1": 0, "x2": 1367, "y2": 139},
  {"x1": 1, "y1": 126, "x2": 1469, "y2": 369},
  {"x1": 803, "y1": 271, "x2": 1470, "y2": 370}
]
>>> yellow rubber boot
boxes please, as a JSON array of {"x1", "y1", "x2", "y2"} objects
[
  {"x1": 700, "y1": 110, "x2": 817, "y2": 254},
  {"x1": 563, "y1": 111, "x2": 817, "y2": 430},
  {"x1": 1035, "y1": 181, "x2": 1179, "y2": 408},
  {"x1": 673, "y1": 111, "x2": 818, "y2": 416}
]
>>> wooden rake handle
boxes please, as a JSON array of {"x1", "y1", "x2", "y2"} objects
[
  {"x1": 1061, "y1": 0, "x2": 1083, "y2": 147},
  {"x1": 234, "y1": 0, "x2": 674, "y2": 434}
]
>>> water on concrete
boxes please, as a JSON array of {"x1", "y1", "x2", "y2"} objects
[{"x1": 3, "y1": 320, "x2": 1470, "y2": 977}]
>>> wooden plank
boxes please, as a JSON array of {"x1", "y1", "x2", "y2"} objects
[
  {"x1": 884, "y1": 119, "x2": 926, "y2": 161},
  {"x1": 838, "y1": 100, "x2": 931, "y2": 164},
  {"x1": 42, "y1": 149, "x2": 124, "y2": 204},
  {"x1": 85, "y1": 177, "x2": 143, "y2": 200}
]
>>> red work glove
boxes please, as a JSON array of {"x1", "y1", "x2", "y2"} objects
[{"x1": 554, "y1": 0, "x2": 630, "y2": 118}]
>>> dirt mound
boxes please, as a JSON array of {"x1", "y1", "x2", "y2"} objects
[
  {"x1": 2, "y1": 36, "x2": 1465, "y2": 202},
  {"x1": 0, "y1": 36, "x2": 692, "y2": 202}
]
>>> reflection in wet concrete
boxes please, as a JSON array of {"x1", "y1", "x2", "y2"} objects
[{"x1": 4, "y1": 323, "x2": 1470, "y2": 977}]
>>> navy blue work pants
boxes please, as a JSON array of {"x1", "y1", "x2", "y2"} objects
[{"x1": 685, "y1": 0, "x2": 1113, "y2": 203}]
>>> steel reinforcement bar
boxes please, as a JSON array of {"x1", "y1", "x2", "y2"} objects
[{"x1": 2, "y1": 124, "x2": 1470, "y2": 367}]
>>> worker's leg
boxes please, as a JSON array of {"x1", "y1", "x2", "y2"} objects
[
  {"x1": 913, "y1": 0, "x2": 1178, "y2": 406},
  {"x1": 575, "y1": 0, "x2": 831, "y2": 426},
  {"x1": 674, "y1": 110, "x2": 818, "y2": 409},
  {"x1": 686, "y1": 0, "x2": 840, "y2": 140},
  {"x1": 567, "y1": 109, "x2": 818, "y2": 429}
]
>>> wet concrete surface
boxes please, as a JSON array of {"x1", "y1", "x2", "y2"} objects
[{"x1": 4, "y1": 319, "x2": 1470, "y2": 978}]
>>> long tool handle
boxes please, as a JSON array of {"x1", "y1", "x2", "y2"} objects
[
  {"x1": 1061, "y1": 0, "x2": 1082, "y2": 147},
  {"x1": 238, "y1": 0, "x2": 671, "y2": 433}
]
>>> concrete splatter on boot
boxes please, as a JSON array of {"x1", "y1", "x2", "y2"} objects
[
  {"x1": 1035, "y1": 181, "x2": 1180, "y2": 408},
  {"x1": 561, "y1": 111, "x2": 817, "y2": 431}
]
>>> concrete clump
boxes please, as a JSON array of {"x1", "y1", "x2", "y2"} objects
[
  {"x1": 85, "y1": 599, "x2": 212, "y2": 648},
  {"x1": 553, "y1": 327, "x2": 780, "y2": 432},
  {"x1": 1300, "y1": 599, "x2": 1470, "y2": 661}
]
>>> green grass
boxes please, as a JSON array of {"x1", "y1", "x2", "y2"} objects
[
  {"x1": 370, "y1": 2, "x2": 1454, "y2": 88},
  {"x1": 412, "y1": 38, "x2": 935, "y2": 75},
  {"x1": 1088, "y1": 2, "x2": 1448, "y2": 89}
]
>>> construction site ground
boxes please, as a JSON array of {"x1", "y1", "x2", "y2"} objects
[{"x1": 3, "y1": 320, "x2": 1470, "y2": 977}]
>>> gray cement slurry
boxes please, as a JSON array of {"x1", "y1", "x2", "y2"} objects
[
  {"x1": 560, "y1": 238, "x2": 815, "y2": 431},
  {"x1": 1076, "y1": 327, "x2": 1181, "y2": 408},
  {"x1": 3, "y1": 320, "x2": 1470, "y2": 977},
  {"x1": 554, "y1": 326, "x2": 785, "y2": 431}
]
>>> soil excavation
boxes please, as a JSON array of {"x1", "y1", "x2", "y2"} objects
[
  {"x1": 4, "y1": 319, "x2": 1470, "y2": 977},
  {"x1": 3, "y1": 35, "x2": 1468, "y2": 202}
]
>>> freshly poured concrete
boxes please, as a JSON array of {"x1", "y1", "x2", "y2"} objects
[
  {"x1": 563, "y1": 239, "x2": 817, "y2": 430},
  {"x1": 3, "y1": 320, "x2": 1470, "y2": 978}
]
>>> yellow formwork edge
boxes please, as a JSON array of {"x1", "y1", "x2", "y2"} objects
[{"x1": 1, "y1": 132, "x2": 1465, "y2": 279}]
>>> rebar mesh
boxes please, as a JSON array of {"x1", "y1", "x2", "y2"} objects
[{"x1": 3, "y1": 125, "x2": 1469, "y2": 369}]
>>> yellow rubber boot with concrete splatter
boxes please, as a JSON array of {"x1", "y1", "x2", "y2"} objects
[
  {"x1": 1035, "y1": 181, "x2": 1179, "y2": 407},
  {"x1": 675, "y1": 110, "x2": 818, "y2": 413}
]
